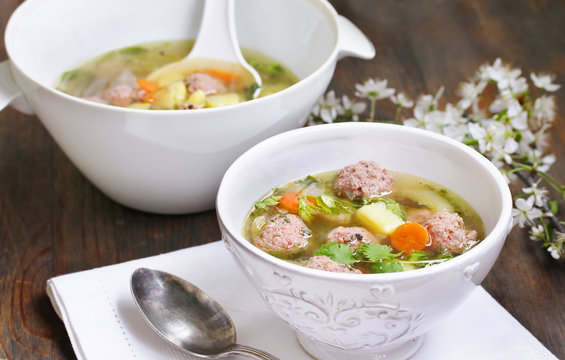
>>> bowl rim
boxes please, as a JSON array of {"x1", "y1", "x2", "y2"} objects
[
  {"x1": 216, "y1": 122, "x2": 514, "y2": 283},
  {"x1": 4, "y1": 0, "x2": 342, "y2": 116}
]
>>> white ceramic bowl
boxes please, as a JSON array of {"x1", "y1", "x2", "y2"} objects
[
  {"x1": 216, "y1": 123, "x2": 513, "y2": 360},
  {"x1": 0, "y1": 0, "x2": 374, "y2": 214}
]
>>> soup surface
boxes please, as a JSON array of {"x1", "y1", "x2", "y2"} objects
[
  {"x1": 56, "y1": 40, "x2": 298, "y2": 110},
  {"x1": 243, "y1": 161, "x2": 484, "y2": 274}
]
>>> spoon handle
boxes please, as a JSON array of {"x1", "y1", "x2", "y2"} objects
[{"x1": 224, "y1": 344, "x2": 280, "y2": 360}]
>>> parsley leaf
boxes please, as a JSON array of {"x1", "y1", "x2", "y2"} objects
[
  {"x1": 313, "y1": 243, "x2": 356, "y2": 265},
  {"x1": 372, "y1": 260, "x2": 404, "y2": 273},
  {"x1": 254, "y1": 195, "x2": 282, "y2": 211},
  {"x1": 407, "y1": 250, "x2": 430, "y2": 261},
  {"x1": 359, "y1": 243, "x2": 400, "y2": 262}
]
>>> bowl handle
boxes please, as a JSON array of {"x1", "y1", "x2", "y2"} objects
[
  {"x1": 336, "y1": 15, "x2": 376, "y2": 61},
  {"x1": 0, "y1": 60, "x2": 34, "y2": 115}
]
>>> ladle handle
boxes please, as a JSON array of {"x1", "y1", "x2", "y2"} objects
[{"x1": 224, "y1": 344, "x2": 280, "y2": 360}]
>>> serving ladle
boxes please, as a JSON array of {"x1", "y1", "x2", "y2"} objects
[
  {"x1": 130, "y1": 268, "x2": 279, "y2": 360},
  {"x1": 147, "y1": 0, "x2": 262, "y2": 98}
]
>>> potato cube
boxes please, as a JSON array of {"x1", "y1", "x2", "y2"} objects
[
  {"x1": 356, "y1": 202, "x2": 405, "y2": 236},
  {"x1": 152, "y1": 81, "x2": 187, "y2": 109},
  {"x1": 206, "y1": 93, "x2": 241, "y2": 108},
  {"x1": 187, "y1": 90, "x2": 206, "y2": 107}
]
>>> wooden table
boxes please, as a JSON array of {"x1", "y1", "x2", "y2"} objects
[{"x1": 1, "y1": 0, "x2": 564, "y2": 358}]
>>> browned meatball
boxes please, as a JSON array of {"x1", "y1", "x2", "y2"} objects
[
  {"x1": 306, "y1": 256, "x2": 362, "y2": 273},
  {"x1": 254, "y1": 214, "x2": 311, "y2": 255},
  {"x1": 185, "y1": 73, "x2": 226, "y2": 95},
  {"x1": 334, "y1": 161, "x2": 393, "y2": 199},
  {"x1": 326, "y1": 226, "x2": 377, "y2": 249},
  {"x1": 424, "y1": 212, "x2": 477, "y2": 254}
]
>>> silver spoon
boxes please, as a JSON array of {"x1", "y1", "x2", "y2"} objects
[{"x1": 130, "y1": 267, "x2": 279, "y2": 360}]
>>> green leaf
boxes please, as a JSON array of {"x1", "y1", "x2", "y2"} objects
[
  {"x1": 60, "y1": 69, "x2": 79, "y2": 83},
  {"x1": 295, "y1": 175, "x2": 319, "y2": 187},
  {"x1": 360, "y1": 243, "x2": 399, "y2": 262},
  {"x1": 372, "y1": 260, "x2": 404, "y2": 273},
  {"x1": 298, "y1": 197, "x2": 318, "y2": 223},
  {"x1": 245, "y1": 82, "x2": 261, "y2": 100},
  {"x1": 313, "y1": 243, "x2": 356, "y2": 265},
  {"x1": 548, "y1": 200, "x2": 559, "y2": 215},
  {"x1": 408, "y1": 250, "x2": 430, "y2": 261},
  {"x1": 254, "y1": 195, "x2": 282, "y2": 211},
  {"x1": 298, "y1": 193, "x2": 356, "y2": 222}
]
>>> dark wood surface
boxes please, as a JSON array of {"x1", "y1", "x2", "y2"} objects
[{"x1": 1, "y1": 0, "x2": 564, "y2": 358}]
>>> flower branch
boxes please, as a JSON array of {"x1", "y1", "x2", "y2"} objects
[{"x1": 308, "y1": 58, "x2": 565, "y2": 259}]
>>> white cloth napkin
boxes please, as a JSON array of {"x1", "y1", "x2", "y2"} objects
[{"x1": 47, "y1": 241, "x2": 558, "y2": 360}]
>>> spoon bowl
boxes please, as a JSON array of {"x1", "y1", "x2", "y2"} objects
[
  {"x1": 130, "y1": 267, "x2": 279, "y2": 359},
  {"x1": 147, "y1": 0, "x2": 261, "y2": 98}
]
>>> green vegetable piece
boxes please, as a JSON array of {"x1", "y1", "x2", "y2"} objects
[
  {"x1": 60, "y1": 69, "x2": 79, "y2": 83},
  {"x1": 266, "y1": 63, "x2": 284, "y2": 76},
  {"x1": 407, "y1": 250, "x2": 430, "y2": 261},
  {"x1": 313, "y1": 243, "x2": 356, "y2": 265},
  {"x1": 245, "y1": 83, "x2": 261, "y2": 100},
  {"x1": 254, "y1": 195, "x2": 282, "y2": 211},
  {"x1": 119, "y1": 46, "x2": 149, "y2": 55},
  {"x1": 359, "y1": 243, "x2": 400, "y2": 262},
  {"x1": 298, "y1": 197, "x2": 318, "y2": 223},
  {"x1": 372, "y1": 260, "x2": 404, "y2": 273}
]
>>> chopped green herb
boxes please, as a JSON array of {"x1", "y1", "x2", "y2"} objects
[
  {"x1": 254, "y1": 195, "x2": 282, "y2": 211},
  {"x1": 245, "y1": 82, "x2": 261, "y2": 100},
  {"x1": 60, "y1": 69, "x2": 79, "y2": 83},
  {"x1": 298, "y1": 194, "x2": 355, "y2": 222},
  {"x1": 313, "y1": 243, "x2": 356, "y2": 265},
  {"x1": 372, "y1": 260, "x2": 404, "y2": 273},
  {"x1": 407, "y1": 250, "x2": 430, "y2": 261},
  {"x1": 359, "y1": 243, "x2": 400, "y2": 262}
]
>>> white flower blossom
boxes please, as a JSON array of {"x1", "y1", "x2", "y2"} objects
[
  {"x1": 529, "y1": 224, "x2": 545, "y2": 241},
  {"x1": 532, "y1": 95, "x2": 556, "y2": 123},
  {"x1": 457, "y1": 80, "x2": 486, "y2": 110},
  {"x1": 522, "y1": 180, "x2": 548, "y2": 207},
  {"x1": 311, "y1": 90, "x2": 340, "y2": 123},
  {"x1": 484, "y1": 58, "x2": 522, "y2": 92},
  {"x1": 512, "y1": 197, "x2": 543, "y2": 228},
  {"x1": 355, "y1": 78, "x2": 395, "y2": 100},
  {"x1": 337, "y1": 95, "x2": 366, "y2": 121},
  {"x1": 391, "y1": 92, "x2": 414, "y2": 108},
  {"x1": 530, "y1": 73, "x2": 561, "y2": 92}
]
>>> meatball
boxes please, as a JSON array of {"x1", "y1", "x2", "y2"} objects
[
  {"x1": 407, "y1": 208, "x2": 433, "y2": 224},
  {"x1": 334, "y1": 161, "x2": 393, "y2": 199},
  {"x1": 185, "y1": 73, "x2": 226, "y2": 95},
  {"x1": 254, "y1": 214, "x2": 311, "y2": 255},
  {"x1": 306, "y1": 256, "x2": 362, "y2": 274},
  {"x1": 326, "y1": 226, "x2": 377, "y2": 249},
  {"x1": 423, "y1": 212, "x2": 478, "y2": 254},
  {"x1": 102, "y1": 85, "x2": 146, "y2": 107}
]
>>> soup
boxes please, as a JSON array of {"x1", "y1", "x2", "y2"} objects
[
  {"x1": 243, "y1": 161, "x2": 484, "y2": 274},
  {"x1": 55, "y1": 40, "x2": 298, "y2": 110}
]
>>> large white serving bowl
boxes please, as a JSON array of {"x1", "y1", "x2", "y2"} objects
[
  {"x1": 0, "y1": 0, "x2": 374, "y2": 214},
  {"x1": 216, "y1": 122, "x2": 513, "y2": 360}
]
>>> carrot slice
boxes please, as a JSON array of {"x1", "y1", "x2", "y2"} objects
[
  {"x1": 137, "y1": 79, "x2": 160, "y2": 93},
  {"x1": 278, "y1": 193, "x2": 316, "y2": 214},
  {"x1": 390, "y1": 222, "x2": 430, "y2": 253},
  {"x1": 278, "y1": 192, "x2": 301, "y2": 214},
  {"x1": 140, "y1": 93, "x2": 156, "y2": 103},
  {"x1": 205, "y1": 68, "x2": 239, "y2": 83}
]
